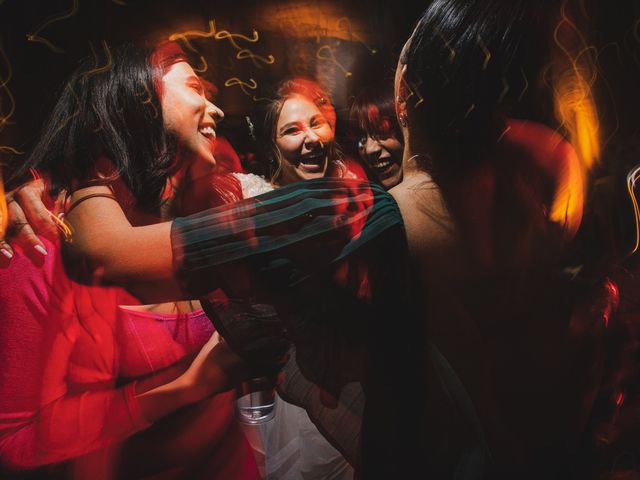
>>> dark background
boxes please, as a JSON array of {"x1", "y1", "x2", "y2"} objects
[
  {"x1": 0, "y1": 0, "x2": 423, "y2": 160},
  {"x1": 0, "y1": 0, "x2": 638, "y2": 183}
]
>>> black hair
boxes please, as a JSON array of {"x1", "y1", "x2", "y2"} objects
[
  {"x1": 349, "y1": 80, "x2": 402, "y2": 144},
  {"x1": 10, "y1": 43, "x2": 179, "y2": 212},
  {"x1": 401, "y1": 0, "x2": 557, "y2": 176}
]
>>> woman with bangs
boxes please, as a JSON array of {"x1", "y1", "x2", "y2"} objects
[{"x1": 349, "y1": 80, "x2": 404, "y2": 190}]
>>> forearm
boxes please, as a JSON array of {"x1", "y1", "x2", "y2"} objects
[
  {"x1": 0, "y1": 384, "x2": 149, "y2": 470},
  {"x1": 135, "y1": 373, "x2": 212, "y2": 424}
]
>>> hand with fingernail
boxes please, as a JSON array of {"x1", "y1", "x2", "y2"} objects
[{"x1": 1, "y1": 177, "x2": 67, "y2": 262}]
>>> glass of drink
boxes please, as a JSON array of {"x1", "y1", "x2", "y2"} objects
[{"x1": 236, "y1": 376, "x2": 277, "y2": 425}]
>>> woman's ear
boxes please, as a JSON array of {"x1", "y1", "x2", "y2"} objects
[{"x1": 395, "y1": 64, "x2": 409, "y2": 128}]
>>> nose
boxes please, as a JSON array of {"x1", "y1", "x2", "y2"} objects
[
  {"x1": 364, "y1": 136, "x2": 381, "y2": 156},
  {"x1": 206, "y1": 100, "x2": 224, "y2": 123},
  {"x1": 303, "y1": 127, "x2": 321, "y2": 149}
]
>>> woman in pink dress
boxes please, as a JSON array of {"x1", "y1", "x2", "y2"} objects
[{"x1": 0, "y1": 42, "x2": 286, "y2": 479}]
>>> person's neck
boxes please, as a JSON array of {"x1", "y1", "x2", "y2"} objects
[{"x1": 401, "y1": 151, "x2": 434, "y2": 183}]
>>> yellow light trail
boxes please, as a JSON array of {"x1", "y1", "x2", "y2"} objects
[
  {"x1": 626, "y1": 166, "x2": 640, "y2": 255},
  {"x1": 82, "y1": 40, "x2": 113, "y2": 80},
  {"x1": 26, "y1": 0, "x2": 79, "y2": 54},
  {"x1": 0, "y1": 168, "x2": 7, "y2": 240},
  {"x1": 336, "y1": 17, "x2": 377, "y2": 55},
  {"x1": 316, "y1": 45, "x2": 351, "y2": 77}
]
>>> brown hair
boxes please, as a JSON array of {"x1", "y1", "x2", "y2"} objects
[{"x1": 257, "y1": 77, "x2": 345, "y2": 184}]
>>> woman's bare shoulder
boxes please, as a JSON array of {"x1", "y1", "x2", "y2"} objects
[{"x1": 390, "y1": 174, "x2": 457, "y2": 255}]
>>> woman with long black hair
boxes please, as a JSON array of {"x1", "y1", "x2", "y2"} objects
[{"x1": 0, "y1": 42, "x2": 286, "y2": 479}]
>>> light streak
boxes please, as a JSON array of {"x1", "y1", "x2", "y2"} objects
[
  {"x1": 316, "y1": 45, "x2": 351, "y2": 77},
  {"x1": 168, "y1": 19, "x2": 275, "y2": 72},
  {"x1": 26, "y1": 0, "x2": 79, "y2": 54},
  {"x1": 53, "y1": 82, "x2": 80, "y2": 137},
  {"x1": 496, "y1": 125, "x2": 511, "y2": 143},
  {"x1": 409, "y1": 79, "x2": 424, "y2": 108},
  {"x1": 464, "y1": 103, "x2": 476, "y2": 118},
  {"x1": 0, "y1": 146, "x2": 24, "y2": 155},
  {"x1": 27, "y1": 168, "x2": 73, "y2": 242},
  {"x1": 552, "y1": 3, "x2": 600, "y2": 171},
  {"x1": 236, "y1": 49, "x2": 275, "y2": 68},
  {"x1": 336, "y1": 17, "x2": 376, "y2": 55},
  {"x1": 50, "y1": 209, "x2": 73, "y2": 242},
  {"x1": 224, "y1": 77, "x2": 268, "y2": 102},
  {"x1": 498, "y1": 77, "x2": 509, "y2": 103},
  {"x1": 518, "y1": 68, "x2": 528, "y2": 102},
  {"x1": 0, "y1": 42, "x2": 16, "y2": 130},
  {"x1": 168, "y1": 20, "x2": 259, "y2": 49},
  {"x1": 137, "y1": 81, "x2": 158, "y2": 119},
  {"x1": 82, "y1": 40, "x2": 113, "y2": 80},
  {"x1": 434, "y1": 27, "x2": 455, "y2": 63},
  {"x1": 91, "y1": 104, "x2": 103, "y2": 133},
  {"x1": 214, "y1": 25, "x2": 259, "y2": 50},
  {"x1": 0, "y1": 42, "x2": 22, "y2": 155},
  {"x1": 478, "y1": 37, "x2": 491, "y2": 70},
  {"x1": 0, "y1": 168, "x2": 7, "y2": 240},
  {"x1": 626, "y1": 165, "x2": 640, "y2": 255}
]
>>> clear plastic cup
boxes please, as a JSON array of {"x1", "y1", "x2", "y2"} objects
[{"x1": 236, "y1": 376, "x2": 277, "y2": 425}]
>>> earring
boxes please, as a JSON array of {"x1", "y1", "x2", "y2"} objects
[{"x1": 398, "y1": 112, "x2": 408, "y2": 127}]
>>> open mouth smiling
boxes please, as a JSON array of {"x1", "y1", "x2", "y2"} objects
[{"x1": 298, "y1": 152, "x2": 326, "y2": 173}]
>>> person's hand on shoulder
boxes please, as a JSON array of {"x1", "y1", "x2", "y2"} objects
[{"x1": 1, "y1": 177, "x2": 64, "y2": 262}]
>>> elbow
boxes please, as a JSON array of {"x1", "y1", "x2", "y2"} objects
[{"x1": 62, "y1": 242, "x2": 125, "y2": 286}]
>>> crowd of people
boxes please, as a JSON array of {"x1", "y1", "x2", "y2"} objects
[{"x1": 0, "y1": 0, "x2": 637, "y2": 479}]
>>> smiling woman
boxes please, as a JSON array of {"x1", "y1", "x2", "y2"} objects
[
  {"x1": 0, "y1": 41, "x2": 272, "y2": 479},
  {"x1": 253, "y1": 77, "x2": 350, "y2": 187},
  {"x1": 275, "y1": 95, "x2": 332, "y2": 182},
  {"x1": 159, "y1": 60, "x2": 223, "y2": 168},
  {"x1": 349, "y1": 80, "x2": 403, "y2": 190}
]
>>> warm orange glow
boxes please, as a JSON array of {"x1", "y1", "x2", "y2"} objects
[
  {"x1": 507, "y1": 119, "x2": 585, "y2": 240},
  {"x1": 552, "y1": 68, "x2": 600, "y2": 170},
  {"x1": 552, "y1": 3, "x2": 600, "y2": 172},
  {"x1": 257, "y1": 3, "x2": 371, "y2": 43},
  {"x1": 548, "y1": 140, "x2": 585, "y2": 239},
  {"x1": 0, "y1": 168, "x2": 7, "y2": 240}
]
